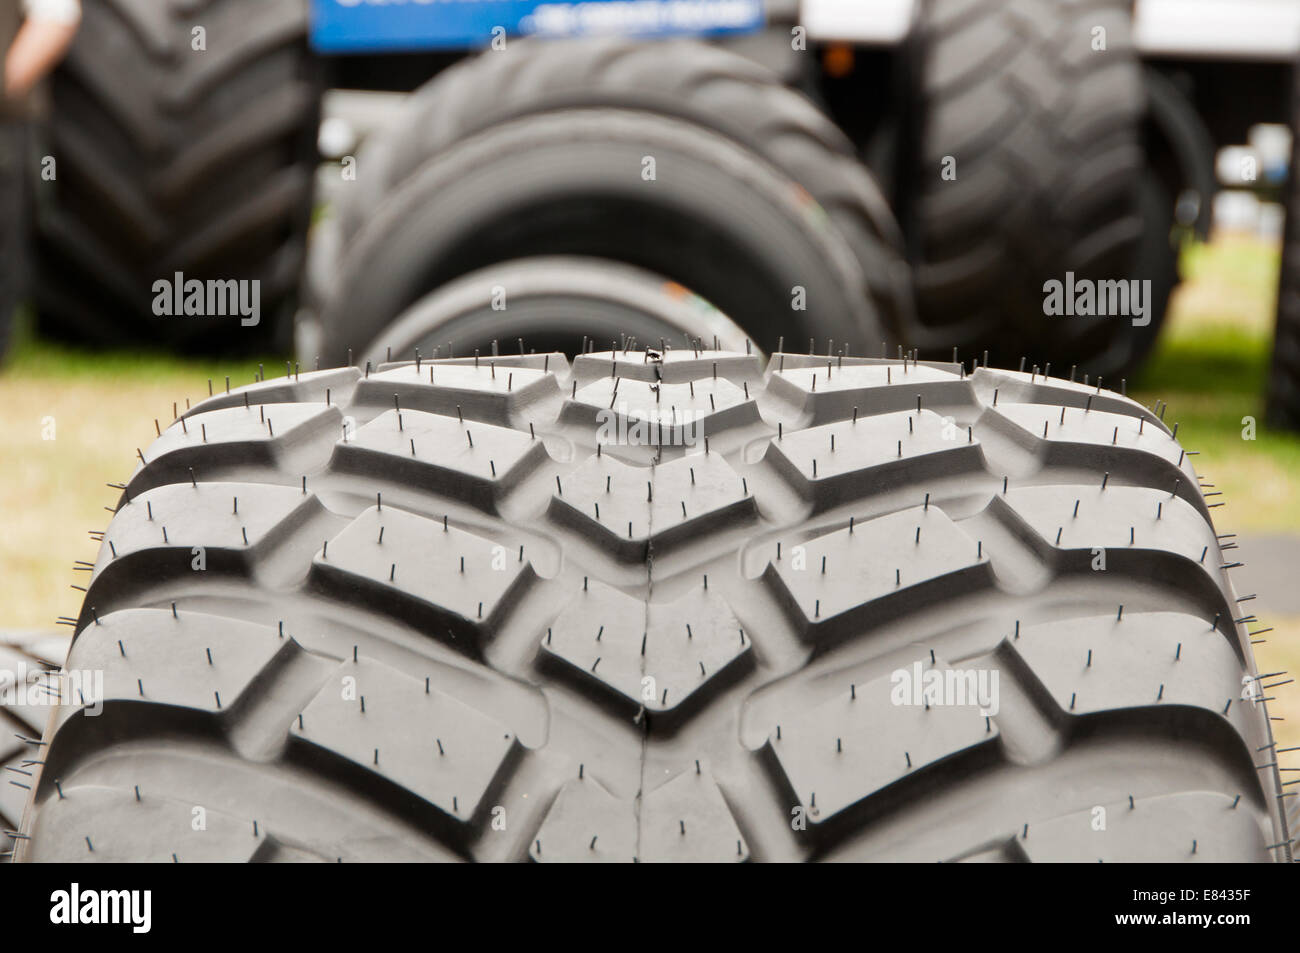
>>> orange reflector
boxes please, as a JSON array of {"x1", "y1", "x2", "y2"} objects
[{"x1": 823, "y1": 44, "x2": 854, "y2": 79}]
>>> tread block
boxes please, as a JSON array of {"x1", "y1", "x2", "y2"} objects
[
  {"x1": 1017, "y1": 792, "x2": 1271, "y2": 862},
  {"x1": 764, "y1": 664, "x2": 999, "y2": 825},
  {"x1": 540, "y1": 580, "x2": 643, "y2": 708},
  {"x1": 638, "y1": 764, "x2": 750, "y2": 862},
  {"x1": 529, "y1": 765, "x2": 748, "y2": 862},
  {"x1": 183, "y1": 367, "x2": 362, "y2": 418},
  {"x1": 999, "y1": 485, "x2": 1218, "y2": 567},
  {"x1": 763, "y1": 505, "x2": 992, "y2": 642},
  {"x1": 290, "y1": 657, "x2": 518, "y2": 825},
  {"x1": 765, "y1": 409, "x2": 986, "y2": 511},
  {"x1": 642, "y1": 587, "x2": 753, "y2": 715},
  {"x1": 24, "y1": 786, "x2": 271, "y2": 862},
  {"x1": 127, "y1": 403, "x2": 342, "y2": 494},
  {"x1": 542, "y1": 582, "x2": 751, "y2": 716},
  {"x1": 549, "y1": 452, "x2": 756, "y2": 561},
  {"x1": 992, "y1": 403, "x2": 1188, "y2": 471},
  {"x1": 94, "y1": 482, "x2": 321, "y2": 579},
  {"x1": 59, "y1": 608, "x2": 293, "y2": 722},
  {"x1": 562, "y1": 376, "x2": 759, "y2": 445},
  {"x1": 1007, "y1": 612, "x2": 1252, "y2": 731},
  {"x1": 379, "y1": 353, "x2": 567, "y2": 375},
  {"x1": 766, "y1": 362, "x2": 972, "y2": 425},
  {"x1": 771, "y1": 355, "x2": 961, "y2": 374},
  {"x1": 528, "y1": 777, "x2": 636, "y2": 863},
  {"x1": 573, "y1": 349, "x2": 763, "y2": 385},
  {"x1": 310, "y1": 506, "x2": 535, "y2": 648},
  {"x1": 353, "y1": 362, "x2": 559, "y2": 428},
  {"x1": 332, "y1": 409, "x2": 547, "y2": 511},
  {"x1": 971, "y1": 367, "x2": 1162, "y2": 428}
]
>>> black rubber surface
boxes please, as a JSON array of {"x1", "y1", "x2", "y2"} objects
[
  {"x1": 34, "y1": 0, "x2": 319, "y2": 352},
  {"x1": 11, "y1": 350, "x2": 1289, "y2": 861},
  {"x1": 314, "y1": 37, "x2": 909, "y2": 365},
  {"x1": 901, "y1": 0, "x2": 1162, "y2": 379},
  {"x1": 1267, "y1": 59, "x2": 1300, "y2": 430},
  {"x1": 0, "y1": 120, "x2": 28, "y2": 362}
]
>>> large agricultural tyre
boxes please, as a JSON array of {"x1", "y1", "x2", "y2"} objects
[
  {"x1": 12, "y1": 349, "x2": 1290, "y2": 862},
  {"x1": 350, "y1": 257, "x2": 754, "y2": 368},
  {"x1": 310, "y1": 37, "x2": 912, "y2": 367},
  {"x1": 34, "y1": 0, "x2": 320, "y2": 353},
  {"x1": 899, "y1": 0, "x2": 1165, "y2": 380},
  {"x1": 1266, "y1": 58, "x2": 1300, "y2": 430}
]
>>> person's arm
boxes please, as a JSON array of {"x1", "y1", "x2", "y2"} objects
[{"x1": 3, "y1": 0, "x2": 81, "y2": 101}]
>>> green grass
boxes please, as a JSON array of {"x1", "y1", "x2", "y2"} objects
[
  {"x1": 4, "y1": 307, "x2": 285, "y2": 385},
  {"x1": 1129, "y1": 234, "x2": 1300, "y2": 531},
  {"x1": 1132, "y1": 325, "x2": 1300, "y2": 530},
  {"x1": 1138, "y1": 321, "x2": 1270, "y2": 397},
  {"x1": 0, "y1": 311, "x2": 292, "y2": 632},
  {"x1": 1180, "y1": 232, "x2": 1282, "y2": 297}
]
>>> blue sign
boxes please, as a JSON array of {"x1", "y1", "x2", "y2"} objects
[{"x1": 310, "y1": 0, "x2": 767, "y2": 53}]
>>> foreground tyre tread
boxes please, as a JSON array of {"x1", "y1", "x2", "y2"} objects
[{"x1": 15, "y1": 352, "x2": 1289, "y2": 862}]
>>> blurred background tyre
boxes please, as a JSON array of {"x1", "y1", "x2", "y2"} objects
[
  {"x1": 0, "y1": 122, "x2": 28, "y2": 363},
  {"x1": 899, "y1": 0, "x2": 1166, "y2": 379},
  {"x1": 351, "y1": 257, "x2": 753, "y2": 368},
  {"x1": 311, "y1": 38, "x2": 911, "y2": 365},
  {"x1": 34, "y1": 0, "x2": 320, "y2": 353},
  {"x1": 1267, "y1": 55, "x2": 1300, "y2": 429}
]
